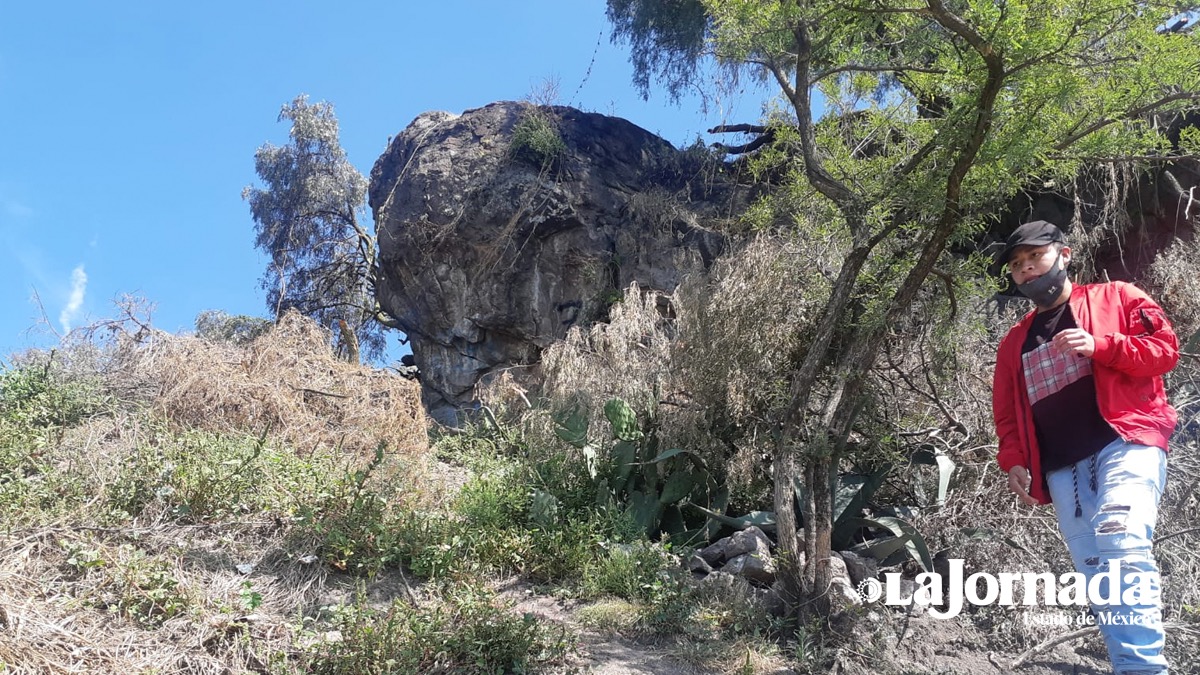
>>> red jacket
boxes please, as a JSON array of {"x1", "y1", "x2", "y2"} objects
[{"x1": 993, "y1": 282, "x2": 1179, "y2": 504}]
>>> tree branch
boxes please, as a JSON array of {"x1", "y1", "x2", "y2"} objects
[
  {"x1": 1054, "y1": 92, "x2": 1200, "y2": 151},
  {"x1": 788, "y1": 16, "x2": 863, "y2": 218},
  {"x1": 812, "y1": 63, "x2": 947, "y2": 84}
]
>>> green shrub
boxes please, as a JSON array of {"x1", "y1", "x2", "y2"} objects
[
  {"x1": 107, "y1": 427, "x2": 332, "y2": 523},
  {"x1": 582, "y1": 540, "x2": 683, "y2": 604},
  {"x1": 509, "y1": 110, "x2": 566, "y2": 168},
  {"x1": 0, "y1": 419, "x2": 91, "y2": 523},
  {"x1": 454, "y1": 466, "x2": 529, "y2": 530},
  {"x1": 296, "y1": 445, "x2": 401, "y2": 575},
  {"x1": 0, "y1": 357, "x2": 107, "y2": 429},
  {"x1": 309, "y1": 584, "x2": 573, "y2": 674},
  {"x1": 193, "y1": 309, "x2": 272, "y2": 345}
]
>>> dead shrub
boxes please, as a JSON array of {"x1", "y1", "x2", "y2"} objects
[
  {"x1": 527, "y1": 235, "x2": 830, "y2": 509},
  {"x1": 1147, "y1": 235, "x2": 1200, "y2": 344},
  {"x1": 123, "y1": 309, "x2": 427, "y2": 459}
]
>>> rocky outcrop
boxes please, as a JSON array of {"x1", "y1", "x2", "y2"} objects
[{"x1": 369, "y1": 102, "x2": 742, "y2": 424}]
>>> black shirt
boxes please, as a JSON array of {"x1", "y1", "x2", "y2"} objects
[{"x1": 1020, "y1": 303, "x2": 1118, "y2": 472}]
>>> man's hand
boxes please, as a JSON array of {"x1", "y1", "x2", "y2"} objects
[
  {"x1": 1051, "y1": 328, "x2": 1095, "y2": 357},
  {"x1": 1007, "y1": 466, "x2": 1039, "y2": 506}
]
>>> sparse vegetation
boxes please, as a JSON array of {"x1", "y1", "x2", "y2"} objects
[
  {"x1": 2, "y1": 231, "x2": 1196, "y2": 674},
  {"x1": 509, "y1": 107, "x2": 567, "y2": 168}
]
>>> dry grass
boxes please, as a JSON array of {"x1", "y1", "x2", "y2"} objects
[
  {"x1": 529, "y1": 236, "x2": 831, "y2": 508},
  {"x1": 125, "y1": 309, "x2": 427, "y2": 460},
  {"x1": 0, "y1": 524, "x2": 318, "y2": 674},
  {"x1": 0, "y1": 307, "x2": 435, "y2": 674}
]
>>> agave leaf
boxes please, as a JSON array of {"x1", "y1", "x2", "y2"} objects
[
  {"x1": 834, "y1": 464, "x2": 891, "y2": 525},
  {"x1": 687, "y1": 503, "x2": 777, "y2": 531},
  {"x1": 911, "y1": 449, "x2": 956, "y2": 506},
  {"x1": 845, "y1": 516, "x2": 932, "y2": 572},
  {"x1": 604, "y1": 398, "x2": 642, "y2": 442},
  {"x1": 852, "y1": 534, "x2": 911, "y2": 562},
  {"x1": 648, "y1": 448, "x2": 708, "y2": 471}
]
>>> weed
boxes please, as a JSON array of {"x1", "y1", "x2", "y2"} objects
[
  {"x1": 66, "y1": 543, "x2": 192, "y2": 628},
  {"x1": 454, "y1": 465, "x2": 529, "y2": 530},
  {"x1": 583, "y1": 540, "x2": 684, "y2": 605},
  {"x1": 509, "y1": 109, "x2": 566, "y2": 168},
  {"x1": 238, "y1": 581, "x2": 264, "y2": 612},
  {"x1": 308, "y1": 584, "x2": 573, "y2": 673},
  {"x1": 297, "y1": 444, "x2": 399, "y2": 575},
  {"x1": 106, "y1": 426, "x2": 334, "y2": 524},
  {"x1": 0, "y1": 355, "x2": 108, "y2": 430}
]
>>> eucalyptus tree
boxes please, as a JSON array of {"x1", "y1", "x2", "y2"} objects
[
  {"x1": 609, "y1": 0, "x2": 1200, "y2": 616},
  {"x1": 244, "y1": 95, "x2": 400, "y2": 362}
]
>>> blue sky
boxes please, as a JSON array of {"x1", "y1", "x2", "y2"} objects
[{"x1": 0, "y1": 2, "x2": 766, "y2": 363}]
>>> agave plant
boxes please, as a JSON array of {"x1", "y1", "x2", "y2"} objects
[{"x1": 554, "y1": 398, "x2": 726, "y2": 542}]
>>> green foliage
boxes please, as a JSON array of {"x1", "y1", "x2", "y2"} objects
[
  {"x1": 110, "y1": 553, "x2": 190, "y2": 627},
  {"x1": 582, "y1": 540, "x2": 683, "y2": 604},
  {"x1": 0, "y1": 357, "x2": 107, "y2": 430},
  {"x1": 453, "y1": 465, "x2": 529, "y2": 530},
  {"x1": 308, "y1": 585, "x2": 573, "y2": 674},
  {"x1": 107, "y1": 427, "x2": 329, "y2": 523},
  {"x1": 508, "y1": 109, "x2": 566, "y2": 168},
  {"x1": 556, "y1": 398, "x2": 726, "y2": 541},
  {"x1": 61, "y1": 541, "x2": 192, "y2": 628},
  {"x1": 606, "y1": 0, "x2": 710, "y2": 101},
  {"x1": 244, "y1": 94, "x2": 390, "y2": 361},
  {"x1": 238, "y1": 581, "x2": 263, "y2": 612},
  {"x1": 297, "y1": 444, "x2": 399, "y2": 575},
  {"x1": 608, "y1": 0, "x2": 1200, "y2": 614},
  {"x1": 0, "y1": 360, "x2": 108, "y2": 520},
  {"x1": 193, "y1": 309, "x2": 272, "y2": 346}
]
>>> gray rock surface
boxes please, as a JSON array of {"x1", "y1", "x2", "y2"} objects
[
  {"x1": 369, "y1": 101, "x2": 740, "y2": 424},
  {"x1": 724, "y1": 551, "x2": 777, "y2": 586},
  {"x1": 836, "y1": 549, "x2": 879, "y2": 586},
  {"x1": 724, "y1": 526, "x2": 772, "y2": 559}
]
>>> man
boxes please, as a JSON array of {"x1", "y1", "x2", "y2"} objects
[{"x1": 992, "y1": 220, "x2": 1178, "y2": 674}]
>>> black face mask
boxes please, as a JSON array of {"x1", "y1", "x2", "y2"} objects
[{"x1": 1015, "y1": 251, "x2": 1067, "y2": 307}]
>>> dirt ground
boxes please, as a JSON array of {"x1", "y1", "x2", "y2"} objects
[{"x1": 494, "y1": 576, "x2": 1116, "y2": 675}]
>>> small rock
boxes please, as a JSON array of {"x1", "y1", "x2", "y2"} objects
[
  {"x1": 724, "y1": 526, "x2": 772, "y2": 559},
  {"x1": 826, "y1": 553, "x2": 851, "y2": 588},
  {"x1": 725, "y1": 552, "x2": 777, "y2": 586},
  {"x1": 698, "y1": 540, "x2": 726, "y2": 565},
  {"x1": 700, "y1": 570, "x2": 739, "y2": 590},
  {"x1": 837, "y1": 550, "x2": 878, "y2": 586},
  {"x1": 687, "y1": 553, "x2": 713, "y2": 574}
]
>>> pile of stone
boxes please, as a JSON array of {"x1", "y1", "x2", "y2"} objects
[{"x1": 685, "y1": 526, "x2": 882, "y2": 608}]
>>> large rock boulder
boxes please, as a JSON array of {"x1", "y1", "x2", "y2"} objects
[{"x1": 369, "y1": 102, "x2": 741, "y2": 424}]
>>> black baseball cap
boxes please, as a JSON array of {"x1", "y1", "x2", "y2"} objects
[{"x1": 994, "y1": 220, "x2": 1066, "y2": 271}]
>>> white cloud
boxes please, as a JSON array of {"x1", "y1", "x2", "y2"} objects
[{"x1": 59, "y1": 265, "x2": 87, "y2": 333}]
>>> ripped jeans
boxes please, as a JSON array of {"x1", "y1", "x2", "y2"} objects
[{"x1": 1046, "y1": 439, "x2": 1168, "y2": 675}]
